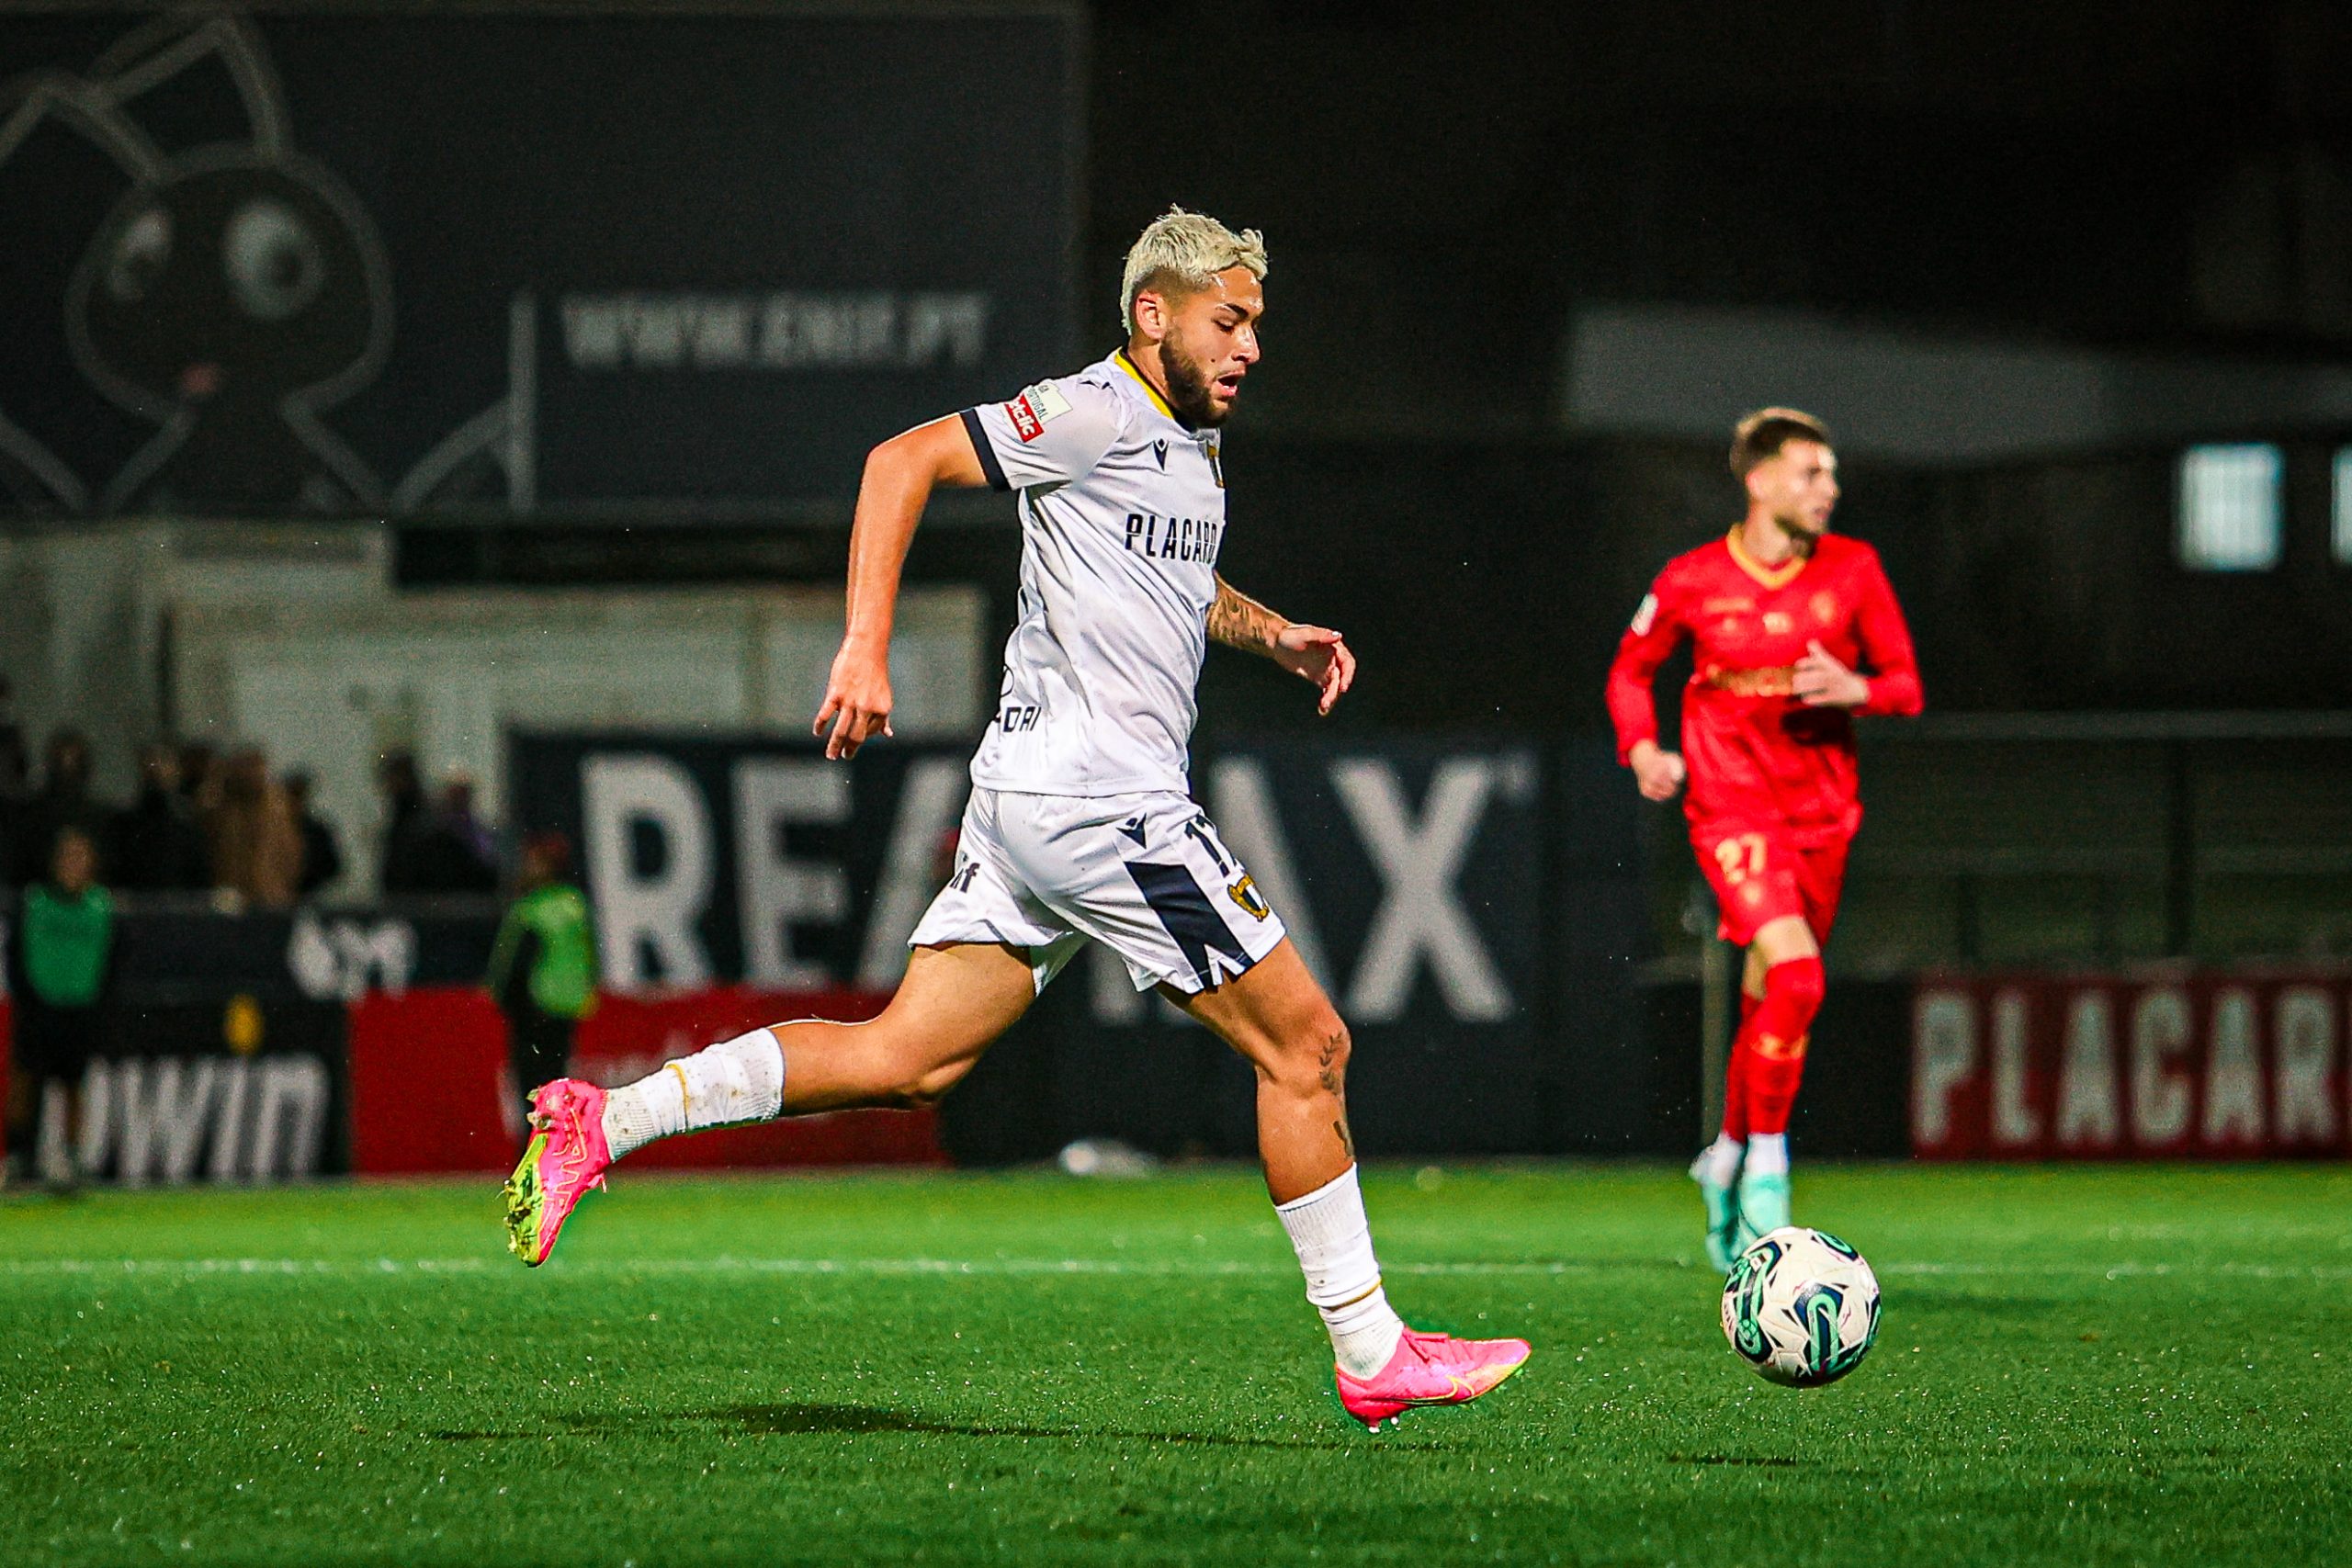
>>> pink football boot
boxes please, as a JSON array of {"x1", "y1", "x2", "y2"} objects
[
  {"x1": 501, "y1": 1078, "x2": 612, "y2": 1267},
  {"x1": 1334, "y1": 1326, "x2": 1532, "y2": 1431}
]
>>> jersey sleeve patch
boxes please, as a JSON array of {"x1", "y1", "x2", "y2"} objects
[
  {"x1": 1006, "y1": 392, "x2": 1046, "y2": 442},
  {"x1": 1003, "y1": 381, "x2": 1075, "y2": 443},
  {"x1": 1630, "y1": 592, "x2": 1658, "y2": 636},
  {"x1": 970, "y1": 372, "x2": 1123, "y2": 491}
]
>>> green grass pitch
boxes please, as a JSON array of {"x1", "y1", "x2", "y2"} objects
[{"x1": 7, "y1": 1163, "x2": 2351, "y2": 1565}]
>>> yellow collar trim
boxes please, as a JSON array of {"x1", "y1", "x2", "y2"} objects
[
  {"x1": 1114, "y1": 348, "x2": 1181, "y2": 423},
  {"x1": 1726, "y1": 527, "x2": 1809, "y2": 590}
]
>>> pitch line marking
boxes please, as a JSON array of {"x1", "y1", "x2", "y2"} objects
[{"x1": 2, "y1": 1256, "x2": 2347, "y2": 1281}]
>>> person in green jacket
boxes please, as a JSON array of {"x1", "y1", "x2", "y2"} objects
[
  {"x1": 6, "y1": 826, "x2": 114, "y2": 1188},
  {"x1": 486, "y1": 832, "x2": 597, "y2": 1134}
]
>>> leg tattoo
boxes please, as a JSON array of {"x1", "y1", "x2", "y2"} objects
[{"x1": 1318, "y1": 1032, "x2": 1354, "y2": 1158}]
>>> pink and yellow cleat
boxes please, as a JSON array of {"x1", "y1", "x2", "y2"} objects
[
  {"x1": 501, "y1": 1078, "x2": 612, "y2": 1267},
  {"x1": 1334, "y1": 1326, "x2": 1532, "y2": 1431}
]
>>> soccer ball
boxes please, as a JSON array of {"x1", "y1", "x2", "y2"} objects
[{"x1": 1720, "y1": 1225, "x2": 1881, "y2": 1387}]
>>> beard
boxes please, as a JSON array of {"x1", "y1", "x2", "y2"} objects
[
  {"x1": 1772, "y1": 507, "x2": 1824, "y2": 556},
  {"x1": 1159, "y1": 333, "x2": 1229, "y2": 428}
]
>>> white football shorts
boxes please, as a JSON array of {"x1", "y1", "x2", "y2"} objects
[{"x1": 908, "y1": 788, "x2": 1288, "y2": 996}]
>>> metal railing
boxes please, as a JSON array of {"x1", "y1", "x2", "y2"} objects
[{"x1": 1642, "y1": 711, "x2": 2352, "y2": 972}]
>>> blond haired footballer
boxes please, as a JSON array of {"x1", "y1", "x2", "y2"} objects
[{"x1": 503, "y1": 209, "x2": 1531, "y2": 1431}]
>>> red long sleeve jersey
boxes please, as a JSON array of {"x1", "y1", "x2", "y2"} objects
[{"x1": 1606, "y1": 531, "x2": 1923, "y2": 845}]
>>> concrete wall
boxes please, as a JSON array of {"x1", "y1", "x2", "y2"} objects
[{"x1": 0, "y1": 522, "x2": 390, "y2": 795}]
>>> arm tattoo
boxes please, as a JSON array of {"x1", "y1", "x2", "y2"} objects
[{"x1": 1206, "y1": 575, "x2": 1287, "y2": 656}]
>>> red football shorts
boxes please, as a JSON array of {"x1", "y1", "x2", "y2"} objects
[{"x1": 1690, "y1": 822, "x2": 1850, "y2": 946}]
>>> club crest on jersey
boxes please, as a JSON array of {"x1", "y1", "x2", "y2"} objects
[{"x1": 1227, "y1": 874, "x2": 1271, "y2": 921}]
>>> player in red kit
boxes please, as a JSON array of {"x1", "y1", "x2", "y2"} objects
[{"x1": 1605, "y1": 409, "x2": 1922, "y2": 1270}]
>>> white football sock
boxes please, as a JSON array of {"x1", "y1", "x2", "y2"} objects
[
  {"x1": 1699, "y1": 1132, "x2": 1743, "y2": 1188},
  {"x1": 1746, "y1": 1132, "x2": 1789, "y2": 1177},
  {"x1": 1274, "y1": 1164, "x2": 1405, "y2": 1379},
  {"x1": 601, "y1": 1027, "x2": 786, "y2": 1160}
]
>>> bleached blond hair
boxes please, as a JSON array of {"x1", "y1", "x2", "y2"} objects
[{"x1": 1119, "y1": 207, "x2": 1268, "y2": 331}]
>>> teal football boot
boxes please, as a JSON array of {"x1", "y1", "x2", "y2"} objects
[
  {"x1": 1736, "y1": 1168, "x2": 1792, "y2": 1248},
  {"x1": 1689, "y1": 1151, "x2": 1741, "y2": 1273}
]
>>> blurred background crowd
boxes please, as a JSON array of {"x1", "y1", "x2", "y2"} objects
[{"x1": 0, "y1": 680, "x2": 499, "y2": 909}]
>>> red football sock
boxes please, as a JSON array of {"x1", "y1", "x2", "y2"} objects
[
  {"x1": 1719, "y1": 989, "x2": 1762, "y2": 1142},
  {"x1": 1745, "y1": 956, "x2": 1825, "y2": 1135}
]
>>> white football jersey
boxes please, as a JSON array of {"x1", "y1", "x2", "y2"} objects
[{"x1": 958, "y1": 349, "x2": 1229, "y2": 797}]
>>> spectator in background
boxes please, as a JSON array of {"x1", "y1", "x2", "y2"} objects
[
  {"x1": 0, "y1": 743, "x2": 27, "y2": 891},
  {"x1": 285, "y1": 770, "x2": 344, "y2": 898},
  {"x1": 5, "y1": 826, "x2": 113, "y2": 1189},
  {"x1": 16, "y1": 729, "x2": 106, "y2": 887},
  {"x1": 107, "y1": 743, "x2": 210, "y2": 892},
  {"x1": 175, "y1": 741, "x2": 216, "y2": 815},
  {"x1": 377, "y1": 751, "x2": 436, "y2": 895},
  {"x1": 204, "y1": 746, "x2": 301, "y2": 908},
  {"x1": 0, "y1": 677, "x2": 28, "y2": 883},
  {"x1": 486, "y1": 831, "x2": 597, "y2": 1130},
  {"x1": 379, "y1": 755, "x2": 499, "y2": 896},
  {"x1": 0, "y1": 675, "x2": 22, "y2": 771},
  {"x1": 433, "y1": 773, "x2": 500, "y2": 894}
]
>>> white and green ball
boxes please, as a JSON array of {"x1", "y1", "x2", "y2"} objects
[{"x1": 1720, "y1": 1225, "x2": 1881, "y2": 1387}]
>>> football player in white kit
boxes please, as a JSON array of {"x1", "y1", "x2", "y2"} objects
[{"x1": 503, "y1": 209, "x2": 1531, "y2": 1430}]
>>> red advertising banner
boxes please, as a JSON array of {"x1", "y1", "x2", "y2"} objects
[
  {"x1": 346, "y1": 987, "x2": 510, "y2": 1175},
  {"x1": 347, "y1": 986, "x2": 941, "y2": 1175},
  {"x1": 1913, "y1": 969, "x2": 2352, "y2": 1158}
]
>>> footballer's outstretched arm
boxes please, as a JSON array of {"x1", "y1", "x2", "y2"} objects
[
  {"x1": 816, "y1": 416, "x2": 989, "y2": 760},
  {"x1": 1207, "y1": 574, "x2": 1357, "y2": 716}
]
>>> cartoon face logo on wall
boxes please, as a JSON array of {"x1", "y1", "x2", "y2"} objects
[{"x1": 0, "y1": 13, "x2": 392, "y2": 513}]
